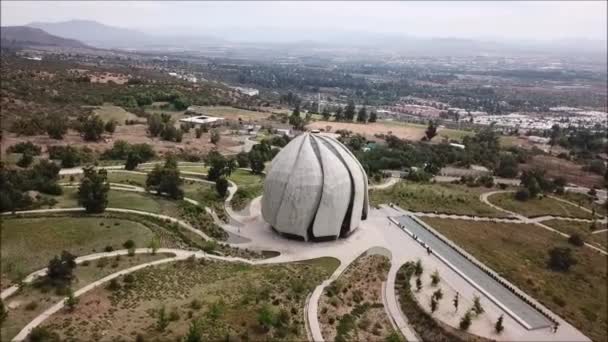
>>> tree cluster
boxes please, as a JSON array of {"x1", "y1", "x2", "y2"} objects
[
  {"x1": 78, "y1": 166, "x2": 110, "y2": 213},
  {"x1": 146, "y1": 156, "x2": 184, "y2": 199}
]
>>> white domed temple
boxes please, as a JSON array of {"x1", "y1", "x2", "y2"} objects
[{"x1": 261, "y1": 133, "x2": 369, "y2": 241}]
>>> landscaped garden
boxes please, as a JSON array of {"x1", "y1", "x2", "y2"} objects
[
  {"x1": 370, "y1": 181, "x2": 507, "y2": 217},
  {"x1": 1, "y1": 252, "x2": 172, "y2": 342},
  {"x1": 318, "y1": 253, "x2": 401, "y2": 342},
  {"x1": 487, "y1": 192, "x2": 593, "y2": 219},
  {"x1": 38, "y1": 257, "x2": 339, "y2": 341},
  {"x1": 421, "y1": 218, "x2": 607, "y2": 342},
  {"x1": 395, "y1": 262, "x2": 493, "y2": 342}
]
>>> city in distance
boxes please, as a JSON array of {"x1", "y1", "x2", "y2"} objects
[{"x1": 0, "y1": 2, "x2": 606, "y2": 342}]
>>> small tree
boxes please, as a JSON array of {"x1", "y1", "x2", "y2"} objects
[
  {"x1": 357, "y1": 106, "x2": 368, "y2": 123},
  {"x1": 459, "y1": 310, "x2": 473, "y2": 330},
  {"x1": 184, "y1": 319, "x2": 204, "y2": 342},
  {"x1": 147, "y1": 236, "x2": 160, "y2": 254},
  {"x1": 514, "y1": 188, "x2": 530, "y2": 201},
  {"x1": 424, "y1": 120, "x2": 438, "y2": 141},
  {"x1": 78, "y1": 166, "x2": 110, "y2": 213},
  {"x1": 415, "y1": 278, "x2": 422, "y2": 292},
  {"x1": 156, "y1": 305, "x2": 169, "y2": 332},
  {"x1": 80, "y1": 114, "x2": 105, "y2": 141},
  {"x1": 414, "y1": 259, "x2": 423, "y2": 277},
  {"x1": 432, "y1": 289, "x2": 443, "y2": 301},
  {"x1": 472, "y1": 295, "x2": 484, "y2": 316},
  {"x1": 47, "y1": 116, "x2": 68, "y2": 139},
  {"x1": 125, "y1": 151, "x2": 142, "y2": 170},
  {"x1": 430, "y1": 297, "x2": 438, "y2": 313},
  {"x1": 65, "y1": 288, "x2": 79, "y2": 311},
  {"x1": 236, "y1": 151, "x2": 250, "y2": 168},
  {"x1": 0, "y1": 300, "x2": 7, "y2": 325},
  {"x1": 249, "y1": 150, "x2": 265, "y2": 174},
  {"x1": 123, "y1": 239, "x2": 135, "y2": 249},
  {"x1": 47, "y1": 251, "x2": 77, "y2": 287},
  {"x1": 548, "y1": 247, "x2": 577, "y2": 272},
  {"x1": 568, "y1": 233, "x2": 584, "y2": 247},
  {"x1": 210, "y1": 129, "x2": 221, "y2": 145},
  {"x1": 215, "y1": 177, "x2": 229, "y2": 198},
  {"x1": 495, "y1": 314, "x2": 504, "y2": 334},
  {"x1": 17, "y1": 152, "x2": 34, "y2": 168},
  {"x1": 104, "y1": 120, "x2": 117, "y2": 134},
  {"x1": 257, "y1": 304, "x2": 275, "y2": 332},
  {"x1": 430, "y1": 270, "x2": 440, "y2": 286},
  {"x1": 369, "y1": 111, "x2": 378, "y2": 123}
]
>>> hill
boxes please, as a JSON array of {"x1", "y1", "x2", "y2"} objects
[
  {"x1": 28, "y1": 20, "x2": 147, "y2": 48},
  {"x1": 0, "y1": 26, "x2": 88, "y2": 48}
]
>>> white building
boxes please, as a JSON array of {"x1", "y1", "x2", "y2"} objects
[{"x1": 262, "y1": 133, "x2": 369, "y2": 241}]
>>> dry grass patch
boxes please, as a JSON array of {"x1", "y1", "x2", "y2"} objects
[
  {"x1": 488, "y1": 193, "x2": 592, "y2": 219},
  {"x1": 543, "y1": 219, "x2": 608, "y2": 250}
]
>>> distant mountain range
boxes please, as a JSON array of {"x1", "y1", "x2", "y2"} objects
[
  {"x1": 0, "y1": 26, "x2": 88, "y2": 48},
  {"x1": 28, "y1": 20, "x2": 223, "y2": 50},
  {"x1": 4, "y1": 19, "x2": 604, "y2": 59}
]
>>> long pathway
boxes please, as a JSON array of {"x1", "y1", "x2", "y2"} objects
[{"x1": 395, "y1": 215, "x2": 552, "y2": 330}]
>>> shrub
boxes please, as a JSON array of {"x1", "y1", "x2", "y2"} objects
[
  {"x1": 430, "y1": 270, "x2": 440, "y2": 286},
  {"x1": 548, "y1": 247, "x2": 577, "y2": 272},
  {"x1": 568, "y1": 233, "x2": 584, "y2": 247},
  {"x1": 414, "y1": 259, "x2": 423, "y2": 277},
  {"x1": 459, "y1": 310, "x2": 472, "y2": 330},
  {"x1": 190, "y1": 299, "x2": 202, "y2": 310},
  {"x1": 495, "y1": 314, "x2": 504, "y2": 334},
  {"x1": 104, "y1": 245, "x2": 114, "y2": 252},
  {"x1": 472, "y1": 295, "x2": 484, "y2": 315},
  {"x1": 25, "y1": 301, "x2": 38, "y2": 310},
  {"x1": 107, "y1": 278, "x2": 121, "y2": 291},
  {"x1": 514, "y1": 188, "x2": 530, "y2": 201},
  {"x1": 123, "y1": 274, "x2": 135, "y2": 283},
  {"x1": 169, "y1": 308, "x2": 180, "y2": 321},
  {"x1": 123, "y1": 239, "x2": 135, "y2": 249}
]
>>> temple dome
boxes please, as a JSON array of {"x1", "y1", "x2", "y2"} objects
[{"x1": 261, "y1": 133, "x2": 369, "y2": 241}]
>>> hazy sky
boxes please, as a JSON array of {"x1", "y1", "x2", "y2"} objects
[{"x1": 2, "y1": 1, "x2": 606, "y2": 41}]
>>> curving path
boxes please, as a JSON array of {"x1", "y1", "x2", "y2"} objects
[
  {"x1": 2, "y1": 206, "x2": 213, "y2": 242},
  {"x1": 480, "y1": 191, "x2": 607, "y2": 255}
]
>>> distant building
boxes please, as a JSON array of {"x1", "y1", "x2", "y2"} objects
[
  {"x1": 232, "y1": 86, "x2": 259, "y2": 97},
  {"x1": 527, "y1": 136, "x2": 550, "y2": 144},
  {"x1": 179, "y1": 115, "x2": 223, "y2": 127}
]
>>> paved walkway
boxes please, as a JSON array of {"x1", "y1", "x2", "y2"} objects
[{"x1": 396, "y1": 215, "x2": 552, "y2": 330}]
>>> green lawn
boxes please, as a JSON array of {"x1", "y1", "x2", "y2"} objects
[
  {"x1": 422, "y1": 218, "x2": 607, "y2": 342},
  {"x1": 370, "y1": 181, "x2": 507, "y2": 217},
  {"x1": 92, "y1": 104, "x2": 139, "y2": 124},
  {"x1": 42, "y1": 257, "x2": 339, "y2": 341},
  {"x1": 107, "y1": 172, "x2": 148, "y2": 187},
  {"x1": 228, "y1": 169, "x2": 265, "y2": 211},
  {"x1": 488, "y1": 192, "x2": 593, "y2": 219},
  {"x1": 1, "y1": 217, "x2": 157, "y2": 281},
  {"x1": 543, "y1": 219, "x2": 608, "y2": 250},
  {"x1": 557, "y1": 192, "x2": 607, "y2": 217},
  {"x1": 53, "y1": 188, "x2": 181, "y2": 217}
]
